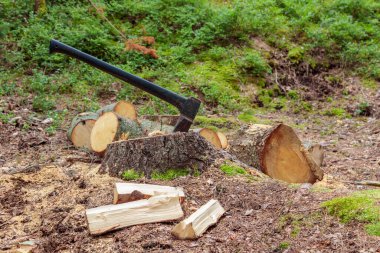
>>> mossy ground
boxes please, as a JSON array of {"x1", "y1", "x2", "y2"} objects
[{"x1": 322, "y1": 190, "x2": 380, "y2": 236}]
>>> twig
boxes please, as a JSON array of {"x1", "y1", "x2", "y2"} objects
[
  {"x1": 342, "y1": 180, "x2": 380, "y2": 187},
  {"x1": 274, "y1": 68, "x2": 287, "y2": 96},
  {"x1": 87, "y1": 0, "x2": 127, "y2": 41}
]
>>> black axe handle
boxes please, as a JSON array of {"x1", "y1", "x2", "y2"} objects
[{"x1": 49, "y1": 39, "x2": 200, "y2": 132}]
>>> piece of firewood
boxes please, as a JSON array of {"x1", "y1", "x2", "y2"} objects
[
  {"x1": 228, "y1": 124, "x2": 324, "y2": 183},
  {"x1": 86, "y1": 195, "x2": 184, "y2": 235},
  {"x1": 172, "y1": 199, "x2": 225, "y2": 239},
  {"x1": 216, "y1": 132, "x2": 228, "y2": 149},
  {"x1": 99, "y1": 132, "x2": 218, "y2": 178},
  {"x1": 90, "y1": 112, "x2": 143, "y2": 154},
  {"x1": 97, "y1": 100, "x2": 137, "y2": 120},
  {"x1": 193, "y1": 128, "x2": 222, "y2": 149},
  {"x1": 113, "y1": 182, "x2": 185, "y2": 204},
  {"x1": 67, "y1": 112, "x2": 98, "y2": 149},
  {"x1": 303, "y1": 141, "x2": 324, "y2": 167}
]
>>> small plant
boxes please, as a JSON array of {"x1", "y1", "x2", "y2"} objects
[
  {"x1": 278, "y1": 242, "x2": 290, "y2": 251},
  {"x1": 151, "y1": 168, "x2": 190, "y2": 180},
  {"x1": 220, "y1": 163, "x2": 247, "y2": 176},
  {"x1": 122, "y1": 169, "x2": 143, "y2": 181},
  {"x1": 287, "y1": 46, "x2": 304, "y2": 64},
  {"x1": 32, "y1": 96, "x2": 56, "y2": 112},
  {"x1": 322, "y1": 190, "x2": 380, "y2": 236},
  {"x1": 323, "y1": 107, "x2": 349, "y2": 118},
  {"x1": 237, "y1": 112, "x2": 259, "y2": 123}
]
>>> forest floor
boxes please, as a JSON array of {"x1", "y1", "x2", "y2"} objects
[{"x1": 0, "y1": 95, "x2": 379, "y2": 252}]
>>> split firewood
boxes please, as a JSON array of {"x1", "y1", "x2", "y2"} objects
[
  {"x1": 90, "y1": 112, "x2": 143, "y2": 154},
  {"x1": 193, "y1": 128, "x2": 222, "y2": 149},
  {"x1": 303, "y1": 141, "x2": 324, "y2": 167},
  {"x1": 217, "y1": 132, "x2": 228, "y2": 149},
  {"x1": 67, "y1": 112, "x2": 98, "y2": 149},
  {"x1": 228, "y1": 124, "x2": 324, "y2": 183},
  {"x1": 97, "y1": 100, "x2": 137, "y2": 120},
  {"x1": 99, "y1": 132, "x2": 218, "y2": 178},
  {"x1": 86, "y1": 195, "x2": 184, "y2": 235},
  {"x1": 113, "y1": 182, "x2": 185, "y2": 204},
  {"x1": 172, "y1": 199, "x2": 225, "y2": 240}
]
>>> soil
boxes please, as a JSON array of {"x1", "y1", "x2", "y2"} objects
[{"x1": 0, "y1": 87, "x2": 379, "y2": 252}]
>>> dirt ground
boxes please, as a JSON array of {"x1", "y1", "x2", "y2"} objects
[{"x1": 0, "y1": 96, "x2": 379, "y2": 252}]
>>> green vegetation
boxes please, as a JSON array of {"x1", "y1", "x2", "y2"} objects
[
  {"x1": 1, "y1": 0, "x2": 379, "y2": 129},
  {"x1": 322, "y1": 190, "x2": 380, "y2": 236},
  {"x1": 151, "y1": 168, "x2": 191, "y2": 180},
  {"x1": 220, "y1": 163, "x2": 247, "y2": 176},
  {"x1": 122, "y1": 169, "x2": 143, "y2": 181},
  {"x1": 323, "y1": 107, "x2": 350, "y2": 118},
  {"x1": 277, "y1": 242, "x2": 290, "y2": 251}
]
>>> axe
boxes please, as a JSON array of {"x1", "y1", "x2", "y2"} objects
[{"x1": 49, "y1": 39, "x2": 201, "y2": 132}]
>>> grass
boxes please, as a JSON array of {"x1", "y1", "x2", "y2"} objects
[
  {"x1": 151, "y1": 168, "x2": 191, "y2": 180},
  {"x1": 322, "y1": 190, "x2": 380, "y2": 236},
  {"x1": 1, "y1": 0, "x2": 379, "y2": 133},
  {"x1": 122, "y1": 169, "x2": 143, "y2": 181},
  {"x1": 220, "y1": 163, "x2": 247, "y2": 176}
]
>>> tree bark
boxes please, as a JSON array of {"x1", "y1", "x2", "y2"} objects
[
  {"x1": 99, "y1": 132, "x2": 219, "y2": 177},
  {"x1": 228, "y1": 124, "x2": 323, "y2": 183}
]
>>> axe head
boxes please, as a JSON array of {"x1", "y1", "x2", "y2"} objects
[{"x1": 173, "y1": 97, "x2": 201, "y2": 132}]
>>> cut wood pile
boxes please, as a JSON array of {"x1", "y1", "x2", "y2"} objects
[
  {"x1": 86, "y1": 182, "x2": 225, "y2": 238},
  {"x1": 68, "y1": 100, "x2": 324, "y2": 183}
]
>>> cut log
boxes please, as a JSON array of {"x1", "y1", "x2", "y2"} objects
[
  {"x1": 113, "y1": 182, "x2": 185, "y2": 204},
  {"x1": 140, "y1": 119, "x2": 174, "y2": 134},
  {"x1": 67, "y1": 112, "x2": 98, "y2": 149},
  {"x1": 172, "y1": 199, "x2": 225, "y2": 239},
  {"x1": 86, "y1": 195, "x2": 184, "y2": 235},
  {"x1": 228, "y1": 124, "x2": 323, "y2": 183},
  {"x1": 99, "y1": 132, "x2": 218, "y2": 178},
  {"x1": 217, "y1": 132, "x2": 228, "y2": 149},
  {"x1": 97, "y1": 101, "x2": 137, "y2": 121},
  {"x1": 90, "y1": 112, "x2": 143, "y2": 154}
]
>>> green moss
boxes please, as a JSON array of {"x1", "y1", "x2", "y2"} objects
[
  {"x1": 122, "y1": 169, "x2": 143, "y2": 181},
  {"x1": 322, "y1": 190, "x2": 380, "y2": 236},
  {"x1": 194, "y1": 115, "x2": 238, "y2": 129},
  {"x1": 220, "y1": 163, "x2": 247, "y2": 176},
  {"x1": 237, "y1": 112, "x2": 259, "y2": 123},
  {"x1": 151, "y1": 168, "x2": 190, "y2": 180}
]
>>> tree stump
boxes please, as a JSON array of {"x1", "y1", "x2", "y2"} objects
[
  {"x1": 228, "y1": 124, "x2": 323, "y2": 183},
  {"x1": 99, "y1": 132, "x2": 219, "y2": 177},
  {"x1": 67, "y1": 112, "x2": 98, "y2": 149}
]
